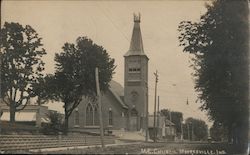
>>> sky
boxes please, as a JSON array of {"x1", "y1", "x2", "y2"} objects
[{"x1": 1, "y1": 0, "x2": 213, "y2": 127}]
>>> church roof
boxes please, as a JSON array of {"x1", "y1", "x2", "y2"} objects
[
  {"x1": 124, "y1": 13, "x2": 148, "y2": 57},
  {"x1": 109, "y1": 80, "x2": 128, "y2": 109}
]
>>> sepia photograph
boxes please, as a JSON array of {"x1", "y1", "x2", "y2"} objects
[{"x1": 0, "y1": 0, "x2": 249, "y2": 154}]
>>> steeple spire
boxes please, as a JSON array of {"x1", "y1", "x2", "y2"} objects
[
  {"x1": 134, "y1": 13, "x2": 141, "y2": 23},
  {"x1": 124, "y1": 13, "x2": 147, "y2": 57}
]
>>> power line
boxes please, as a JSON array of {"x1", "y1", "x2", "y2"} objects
[{"x1": 97, "y1": 4, "x2": 130, "y2": 42}]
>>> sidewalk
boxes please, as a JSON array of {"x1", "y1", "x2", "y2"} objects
[
  {"x1": 29, "y1": 140, "x2": 142, "y2": 153},
  {"x1": 112, "y1": 130, "x2": 153, "y2": 142}
]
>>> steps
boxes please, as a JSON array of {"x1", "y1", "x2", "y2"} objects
[{"x1": 0, "y1": 134, "x2": 115, "y2": 151}]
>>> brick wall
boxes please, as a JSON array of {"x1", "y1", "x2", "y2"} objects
[{"x1": 68, "y1": 90, "x2": 128, "y2": 132}]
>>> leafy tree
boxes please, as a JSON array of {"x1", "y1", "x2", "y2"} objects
[
  {"x1": 46, "y1": 37, "x2": 115, "y2": 133},
  {"x1": 160, "y1": 109, "x2": 183, "y2": 137},
  {"x1": 184, "y1": 117, "x2": 208, "y2": 141},
  {"x1": 210, "y1": 121, "x2": 228, "y2": 142},
  {"x1": 32, "y1": 74, "x2": 55, "y2": 105},
  {"x1": 41, "y1": 111, "x2": 64, "y2": 135},
  {"x1": 0, "y1": 22, "x2": 46, "y2": 123},
  {"x1": 178, "y1": 0, "x2": 249, "y2": 147}
]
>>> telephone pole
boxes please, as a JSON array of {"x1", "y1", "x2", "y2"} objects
[
  {"x1": 95, "y1": 67, "x2": 105, "y2": 148},
  {"x1": 157, "y1": 96, "x2": 160, "y2": 136},
  {"x1": 145, "y1": 81, "x2": 149, "y2": 142},
  {"x1": 191, "y1": 123, "x2": 194, "y2": 141},
  {"x1": 153, "y1": 70, "x2": 158, "y2": 142}
]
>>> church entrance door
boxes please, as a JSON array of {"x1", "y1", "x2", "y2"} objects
[
  {"x1": 130, "y1": 108, "x2": 138, "y2": 131},
  {"x1": 130, "y1": 116, "x2": 138, "y2": 131}
]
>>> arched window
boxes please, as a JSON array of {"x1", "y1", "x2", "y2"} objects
[
  {"x1": 93, "y1": 105, "x2": 99, "y2": 126},
  {"x1": 86, "y1": 103, "x2": 93, "y2": 126},
  {"x1": 74, "y1": 110, "x2": 79, "y2": 126},
  {"x1": 86, "y1": 103, "x2": 100, "y2": 126},
  {"x1": 108, "y1": 110, "x2": 113, "y2": 126}
]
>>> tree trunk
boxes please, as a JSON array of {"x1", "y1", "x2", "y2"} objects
[
  {"x1": 232, "y1": 126, "x2": 237, "y2": 145},
  {"x1": 10, "y1": 102, "x2": 16, "y2": 124},
  {"x1": 64, "y1": 111, "x2": 69, "y2": 135},
  {"x1": 227, "y1": 125, "x2": 233, "y2": 144},
  {"x1": 237, "y1": 121, "x2": 248, "y2": 153}
]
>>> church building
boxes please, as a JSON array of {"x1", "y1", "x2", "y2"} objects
[{"x1": 68, "y1": 14, "x2": 149, "y2": 133}]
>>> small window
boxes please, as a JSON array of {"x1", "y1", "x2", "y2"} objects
[
  {"x1": 86, "y1": 103, "x2": 93, "y2": 126},
  {"x1": 108, "y1": 110, "x2": 113, "y2": 126},
  {"x1": 74, "y1": 111, "x2": 79, "y2": 126},
  {"x1": 129, "y1": 68, "x2": 140, "y2": 73},
  {"x1": 94, "y1": 105, "x2": 99, "y2": 125}
]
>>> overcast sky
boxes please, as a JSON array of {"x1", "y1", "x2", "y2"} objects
[{"x1": 1, "y1": 0, "x2": 213, "y2": 126}]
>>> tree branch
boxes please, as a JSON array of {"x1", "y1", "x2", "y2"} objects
[
  {"x1": 13, "y1": 87, "x2": 17, "y2": 102},
  {"x1": 2, "y1": 96, "x2": 10, "y2": 106},
  {"x1": 16, "y1": 90, "x2": 24, "y2": 107},
  {"x1": 16, "y1": 95, "x2": 29, "y2": 107},
  {"x1": 9, "y1": 87, "x2": 13, "y2": 104},
  {"x1": 6, "y1": 91, "x2": 13, "y2": 104},
  {"x1": 66, "y1": 97, "x2": 82, "y2": 118},
  {"x1": 16, "y1": 98, "x2": 29, "y2": 112}
]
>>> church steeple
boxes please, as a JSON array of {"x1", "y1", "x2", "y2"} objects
[
  {"x1": 124, "y1": 13, "x2": 147, "y2": 57},
  {"x1": 124, "y1": 13, "x2": 149, "y2": 131}
]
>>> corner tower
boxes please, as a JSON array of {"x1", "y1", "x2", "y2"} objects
[{"x1": 124, "y1": 13, "x2": 149, "y2": 131}]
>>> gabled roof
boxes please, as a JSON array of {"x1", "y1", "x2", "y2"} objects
[
  {"x1": 108, "y1": 80, "x2": 128, "y2": 109},
  {"x1": 148, "y1": 115, "x2": 175, "y2": 127},
  {"x1": 165, "y1": 119, "x2": 175, "y2": 126},
  {"x1": 124, "y1": 14, "x2": 148, "y2": 58}
]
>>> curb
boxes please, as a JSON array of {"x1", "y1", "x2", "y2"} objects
[{"x1": 29, "y1": 142, "x2": 142, "y2": 153}]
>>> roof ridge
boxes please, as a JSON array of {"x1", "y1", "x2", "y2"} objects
[{"x1": 108, "y1": 81, "x2": 128, "y2": 109}]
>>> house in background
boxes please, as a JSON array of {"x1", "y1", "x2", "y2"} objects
[
  {"x1": 0, "y1": 103, "x2": 50, "y2": 127},
  {"x1": 148, "y1": 115, "x2": 176, "y2": 141},
  {"x1": 163, "y1": 119, "x2": 176, "y2": 140}
]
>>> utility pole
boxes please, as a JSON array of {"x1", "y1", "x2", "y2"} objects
[
  {"x1": 187, "y1": 123, "x2": 190, "y2": 141},
  {"x1": 191, "y1": 123, "x2": 194, "y2": 141},
  {"x1": 169, "y1": 110, "x2": 172, "y2": 136},
  {"x1": 0, "y1": 46, "x2": 2, "y2": 134},
  {"x1": 95, "y1": 67, "x2": 105, "y2": 148},
  {"x1": 169, "y1": 111, "x2": 172, "y2": 122},
  {"x1": 153, "y1": 70, "x2": 158, "y2": 142},
  {"x1": 180, "y1": 120, "x2": 183, "y2": 141},
  {"x1": 157, "y1": 96, "x2": 160, "y2": 137},
  {"x1": 145, "y1": 81, "x2": 149, "y2": 142}
]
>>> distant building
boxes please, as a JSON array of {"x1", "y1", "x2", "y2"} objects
[
  {"x1": 148, "y1": 115, "x2": 176, "y2": 140},
  {"x1": 0, "y1": 103, "x2": 50, "y2": 127},
  {"x1": 68, "y1": 14, "x2": 149, "y2": 133}
]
